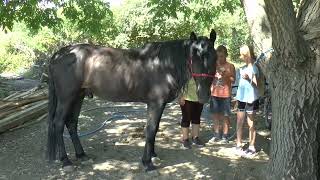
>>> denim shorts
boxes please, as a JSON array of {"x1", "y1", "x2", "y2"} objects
[{"x1": 210, "y1": 96, "x2": 231, "y2": 116}]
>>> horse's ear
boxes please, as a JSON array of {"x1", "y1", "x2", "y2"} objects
[
  {"x1": 190, "y1": 32, "x2": 197, "y2": 41},
  {"x1": 210, "y1": 29, "x2": 216, "y2": 43}
]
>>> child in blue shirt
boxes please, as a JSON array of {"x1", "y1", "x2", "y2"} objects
[{"x1": 235, "y1": 45, "x2": 260, "y2": 157}]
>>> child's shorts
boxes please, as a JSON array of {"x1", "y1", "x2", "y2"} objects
[
  {"x1": 210, "y1": 96, "x2": 231, "y2": 116},
  {"x1": 237, "y1": 100, "x2": 259, "y2": 114}
]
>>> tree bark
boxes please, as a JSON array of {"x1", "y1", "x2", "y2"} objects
[
  {"x1": 269, "y1": 68, "x2": 320, "y2": 179},
  {"x1": 241, "y1": 0, "x2": 272, "y2": 76},
  {"x1": 242, "y1": 0, "x2": 320, "y2": 179}
]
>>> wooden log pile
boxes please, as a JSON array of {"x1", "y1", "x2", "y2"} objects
[{"x1": 0, "y1": 87, "x2": 48, "y2": 133}]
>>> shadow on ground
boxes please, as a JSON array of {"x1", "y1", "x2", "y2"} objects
[{"x1": 0, "y1": 98, "x2": 270, "y2": 180}]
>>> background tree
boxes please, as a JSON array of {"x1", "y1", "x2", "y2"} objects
[
  {"x1": 4, "y1": 1, "x2": 318, "y2": 178},
  {"x1": 143, "y1": 0, "x2": 320, "y2": 179},
  {"x1": 242, "y1": 0, "x2": 320, "y2": 178},
  {"x1": 0, "y1": 0, "x2": 248, "y2": 73}
]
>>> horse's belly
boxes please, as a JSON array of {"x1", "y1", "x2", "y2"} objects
[
  {"x1": 89, "y1": 78, "x2": 148, "y2": 102},
  {"x1": 93, "y1": 89, "x2": 144, "y2": 102},
  {"x1": 86, "y1": 69, "x2": 178, "y2": 103}
]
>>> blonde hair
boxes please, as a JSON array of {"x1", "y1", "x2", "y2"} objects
[{"x1": 240, "y1": 45, "x2": 256, "y2": 59}]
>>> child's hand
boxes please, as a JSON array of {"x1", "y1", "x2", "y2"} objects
[
  {"x1": 242, "y1": 73, "x2": 249, "y2": 80},
  {"x1": 215, "y1": 72, "x2": 222, "y2": 79}
]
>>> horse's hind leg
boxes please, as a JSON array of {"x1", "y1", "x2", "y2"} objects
[
  {"x1": 65, "y1": 93, "x2": 88, "y2": 161},
  {"x1": 54, "y1": 100, "x2": 73, "y2": 167}
]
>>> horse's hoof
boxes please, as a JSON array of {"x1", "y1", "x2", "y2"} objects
[
  {"x1": 77, "y1": 154, "x2": 94, "y2": 165},
  {"x1": 151, "y1": 152, "x2": 158, "y2": 158},
  {"x1": 78, "y1": 154, "x2": 89, "y2": 161},
  {"x1": 144, "y1": 163, "x2": 157, "y2": 172},
  {"x1": 61, "y1": 159, "x2": 73, "y2": 171}
]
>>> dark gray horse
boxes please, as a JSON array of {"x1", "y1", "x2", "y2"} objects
[{"x1": 47, "y1": 30, "x2": 217, "y2": 171}]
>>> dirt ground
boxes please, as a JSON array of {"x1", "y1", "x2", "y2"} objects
[{"x1": 0, "y1": 97, "x2": 271, "y2": 180}]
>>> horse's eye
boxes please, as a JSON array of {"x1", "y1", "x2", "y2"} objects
[{"x1": 201, "y1": 42, "x2": 206, "y2": 48}]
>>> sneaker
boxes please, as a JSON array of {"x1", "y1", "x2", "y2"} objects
[
  {"x1": 234, "y1": 146, "x2": 245, "y2": 156},
  {"x1": 192, "y1": 137, "x2": 205, "y2": 147},
  {"x1": 181, "y1": 139, "x2": 192, "y2": 149},
  {"x1": 243, "y1": 148, "x2": 256, "y2": 158},
  {"x1": 208, "y1": 133, "x2": 220, "y2": 144},
  {"x1": 220, "y1": 137, "x2": 229, "y2": 144}
]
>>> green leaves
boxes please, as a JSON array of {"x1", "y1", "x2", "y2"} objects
[
  {"x1": 60, "y1": 0, "x2": 114, "y2": 42},
  {"x1": 0, "y1": 0, "x2": 114, "y2": 39},
  {"x1": 0, "y1": 0, "x2": 61, "y2": 32},
  {"x1": 0, "y1": 0, "x2": 249, "y2": 73},
  {"x1": 147, "y1": 0, "x2": 241, "y2": 29},
  {"x1": 145, "y1": 0, "x2": 249, "y2": 62}
]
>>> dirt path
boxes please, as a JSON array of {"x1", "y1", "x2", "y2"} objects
[{"x1": 0, "y1": 98, "x2": 270, "y2": 180}]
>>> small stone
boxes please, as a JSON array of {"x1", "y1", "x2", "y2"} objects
[
  {"x1": 81, "y1": 158, "x2": 94, "y2": 165},
  {"x1": 228, "y1": 163, "x2": 238, "y2": 168},
  {"x1": 146, "y1": 170, "x2": 160, "y2": 177},
  {"x1": 62, "y1": 165, "x2": 74, "y2": 172}
]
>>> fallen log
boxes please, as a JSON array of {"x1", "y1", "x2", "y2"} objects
[
  {"x1": 2, "y1": 92, "x2": 19, "y2": 101},
  {"x1": 0, "y1": 87, "x2": 49, "y2": 133},
  {"x1": 26, "y1": 89, "x2": 48, "y2": 99},
  {"x1": 9, "y1": 87, "x2": 39, "y2": 100},
  {"x1": 9, "y1": 113, "x2": 48, "y2": 132},
  {"x1": 0, "y1": 95, "x2": 47, "y2": 110},
  {"x1": 0, "y1": 96, "x2": 47, "y2": 119},
  {"x1": 0, "y1": 100, "x2": 48, "y2": 133}
]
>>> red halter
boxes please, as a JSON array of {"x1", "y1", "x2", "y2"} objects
[{"x1": 189, "y1": 58, "x2": 215, "y2": 78}]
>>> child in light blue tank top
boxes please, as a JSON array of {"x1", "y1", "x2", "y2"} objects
[
  {"x1": 236, "y1": 64, "x2": 260, "y2": 103},
  {"x1": 234, "y1": 45, "x2": 260, "y2": 157}
]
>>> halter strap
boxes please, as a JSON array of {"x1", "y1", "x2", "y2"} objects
[{"x1": 188, "y1": 58, "x2": 215, "y2": 78}]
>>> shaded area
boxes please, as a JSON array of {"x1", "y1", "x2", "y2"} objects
[{"x1": 0, "y1": 98, "x2": 270, "y2": 179}]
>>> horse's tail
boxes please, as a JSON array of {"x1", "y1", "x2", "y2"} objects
[{"x1": 47, "y1": 65, "x2": 57, "y2": 162}]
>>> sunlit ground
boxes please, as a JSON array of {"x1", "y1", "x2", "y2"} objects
[{"x1": 0, "y1": 97, "x2": 270, "y2": 180}]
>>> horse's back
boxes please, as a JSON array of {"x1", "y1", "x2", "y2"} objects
[{"x1": 49, "y1": 41, "x2": 186, "y2": 103}]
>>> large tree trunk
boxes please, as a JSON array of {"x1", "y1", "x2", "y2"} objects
[
  {"x1": 270, "y1": 69, "x2": 320, "y2": 179},
  {"x1": 242, "y1": 0, "x2": 320, "y2": 179}
]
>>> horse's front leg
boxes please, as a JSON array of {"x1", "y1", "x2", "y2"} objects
[{"x1": 142, "y1": 102, "x2": 166, "y2": 171}]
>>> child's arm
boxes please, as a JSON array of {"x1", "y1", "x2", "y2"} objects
[
  {"x1": 229, "y1": 64, "x2": 236, "y2": 83},
  {"x1": 251, "y1": 74, "x2": 258, "y2": 87}
]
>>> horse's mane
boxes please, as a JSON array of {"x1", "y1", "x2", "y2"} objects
[{"x1": 128, "y1": 40, "x2": 191, "y2": 92}]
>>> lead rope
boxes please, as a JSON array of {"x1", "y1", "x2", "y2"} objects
[{"x1": 63, "y1": 107, "x2": 145, "y2": 138}]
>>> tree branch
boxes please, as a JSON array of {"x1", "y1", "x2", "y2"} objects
[
  {"x1": 242, "y1": 0, "x2": 272, "y2": 52},
  {"x1": 264, "y1": 0, "x2": 308, "y2": 68},
  {"x1": 296, "y1": 0, "x2": 307, "y2": 19},
  {"x1": 298, "y1": 0, "x2": 320, "y2": 33},
  {"x1": 241, "y1": 0, "x2": 272, "y2": 76},
  {"x1": 303, "y1": 22, "x2": 320, "y2": 40}
]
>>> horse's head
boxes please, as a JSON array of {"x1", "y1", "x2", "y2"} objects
[{"x1": 188, "y1": 29, "x2": 217, "y2": 104}]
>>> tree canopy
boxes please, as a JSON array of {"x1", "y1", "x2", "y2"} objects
[
  {"x1": 1, "y1": 0, "x2": 320, "y2": 179},
  {"x1": 0, "y1": 0, "x2": 249, "y2": 73}
]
